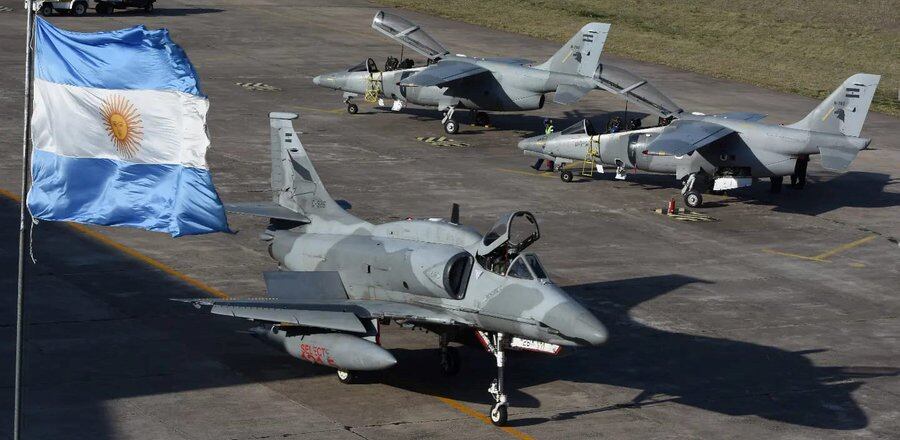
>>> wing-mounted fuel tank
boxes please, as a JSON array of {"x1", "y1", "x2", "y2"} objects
[{"x1": 255, "y1": 325, "x2": 397, "y2": 371}]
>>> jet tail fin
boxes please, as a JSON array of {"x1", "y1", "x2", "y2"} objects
[
  {"x1": 788, "y1": 73, "x2": 880, "y2": 137},
  {"x1": 536, "y1": 23, "x2": 610, "y2": 77},
  {"x1": 228, "y1": 113, "x2": 365, "y2": 227}
]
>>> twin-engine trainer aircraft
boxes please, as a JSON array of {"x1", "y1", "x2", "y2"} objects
[
  {"x1": 312, "y1": 11, "x2": 681, "y2": 134},
  {"x1": 518, "y1": 74, "x2": 881, "y2": 207},
  {"x1": 175, "y1": 112, "x2": 608, "y2": 426}
]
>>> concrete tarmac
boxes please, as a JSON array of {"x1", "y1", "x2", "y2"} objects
[{"x1": 0, "y1": 1, "x2": 898, "y2": 439}]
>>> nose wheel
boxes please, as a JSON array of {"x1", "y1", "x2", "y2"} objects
[{"x1": 482, "y1": 332, "x2": 509, "y2": 426}]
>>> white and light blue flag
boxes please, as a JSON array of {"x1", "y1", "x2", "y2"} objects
[{"x1": 27, "y1": 17, "x2": 230, "y2": 237}]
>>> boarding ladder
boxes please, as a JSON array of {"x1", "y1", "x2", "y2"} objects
[
  {"x1": 580, "y1": 136, "x2": 600, "y2": 177},
  {"x1": 365, "y1": 72, "x2": 383, "y2": 103}
]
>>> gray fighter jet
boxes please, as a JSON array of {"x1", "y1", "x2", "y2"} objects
[
  {"x1": 518, "y1": 74, "x2": 881, "y2": 207},
  {"x1": 312, "y1": 11, "x2": 681, "y2": 134},
  {"x1": 175, "y1": 112, "x2": 607, "y2": 425}
]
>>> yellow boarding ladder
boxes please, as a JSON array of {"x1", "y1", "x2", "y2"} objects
[
  {"x1": 365, "y1": 72, "x2": 383, "y2": 103},
  {"x1": 580, "y1": 136, "x2": 600, "y2": 177}
]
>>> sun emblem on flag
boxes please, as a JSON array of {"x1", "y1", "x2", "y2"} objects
[{"x1": 100, "y1": 95, "x2": 144, "y2": 158}]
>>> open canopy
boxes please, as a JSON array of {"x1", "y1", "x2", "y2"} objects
[
  {"x1": 372, "y1": 11, "x2": 450, "y2": 59},
  {"x1": 594, "y1": 64, "x2": 682, "y2": 117}
]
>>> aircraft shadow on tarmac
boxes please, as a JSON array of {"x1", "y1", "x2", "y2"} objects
[
  {"x1": 362, "y1": 106, "x2": 648, "y2": 136},
  {"x1": 381, "y1": 275, "x2": 899, "y2": 430},
  {"x1": 739, "y1": 172, "x2": 900, "y2": 217},
  {"x1": 0, "y1": 199, "x2": 896, "y2": 437}
]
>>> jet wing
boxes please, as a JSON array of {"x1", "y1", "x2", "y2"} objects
[
  {"x1": 643, "y1": 119, "x2": 736, "y2": 156},
  {"x1": 173, "y1": 270, "x2": 468, "y2": 332},
  {"x1": 398, "y1": 61, "x2": 490, "y2": 87},
  {"x1": 174, "y1": 297, "x2": 466, "y2": 332}
]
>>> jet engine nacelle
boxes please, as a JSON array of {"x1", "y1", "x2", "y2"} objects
[{"x1": 259, "y1": 326, "x2": 397, "y2": 371}]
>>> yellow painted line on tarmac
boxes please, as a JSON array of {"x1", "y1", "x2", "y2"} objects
[
  {"x1": 496, "y1": 168, "x2": 557, "y2": 179},
  {"x1": 764, "y1": 234, "x2": 878, "y2": 263},
  {"x1": 813, "y1": 234, "x2": 877, "y2": 260},
  {"x1": 0, "y1": 187, "x2": 530, "y2": 439},
  {"x1": 0, "y1": 187, "x2": 229, "y2": 299},
  {"x1": 437, "y1": 397, "x2": 535, "y2": 440}
]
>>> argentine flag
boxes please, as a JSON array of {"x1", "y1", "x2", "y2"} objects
[{"x1": 27, "y1": 18, "x2": 229, "y2": 237}]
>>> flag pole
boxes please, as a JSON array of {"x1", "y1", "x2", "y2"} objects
[{"x1": 14, "y1": 2, "x2": 36, "y2": 439}]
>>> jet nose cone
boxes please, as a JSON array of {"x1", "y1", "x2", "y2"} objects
[
  {"x1": 517, "y1": 138, "x2": 534, "y2": 151},
  {"x1": 312, "y1": 75, "x2": 322, "y2": 86},
  {"x1": 544, "y1": 302, "x2": 608, "y2": 346}
]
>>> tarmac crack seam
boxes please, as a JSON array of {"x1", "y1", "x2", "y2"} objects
[{"x1": 0, "y1": 187, "x2": 535, "y2": 440}]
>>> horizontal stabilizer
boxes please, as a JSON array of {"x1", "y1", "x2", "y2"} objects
[
  {"x1": 264, "y1": 271, "x2": 348, "y2": 301},
  {"x1": 226, "y1": 201, "x2": 310, "y2": 223},
  {"x1": 398, "y1": 61, "x2": 489, "y2": 87},
  {"x1": 819, "y1": 145, "x2": 861, "y2": 173},
  {"x1": 554, "y1": 84, "x2": 592, "y2": 105}
]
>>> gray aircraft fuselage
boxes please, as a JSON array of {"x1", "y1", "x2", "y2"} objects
[
  {"x1": 268, "y1": 213, "x2": 607, "y2": 347},
  {"x1": 520, "y1": 115, "x2": 869, "y2": 181},
  {"x1": 313, "y1": 55, "x2": 600, "y2": 113}
]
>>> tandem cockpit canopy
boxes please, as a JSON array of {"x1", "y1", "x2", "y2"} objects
[
  {"x1": 372, "y1": 10, "x2": 450, "y2": 60},
  {"x1": 594, "y1": 64, "x2": 683, "y2": 118},
  {"x1": 477, "y1": 211, "x2": 541, "y2": 275}
]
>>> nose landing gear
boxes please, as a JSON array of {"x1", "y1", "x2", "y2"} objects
[
  {"x1": 344, "y1": 97, "x2": 358, "y2": 114},
  {"x1": 479, "y1": 332, "x2": 509, "y2": 426}
]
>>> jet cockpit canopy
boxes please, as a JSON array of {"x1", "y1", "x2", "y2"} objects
[
  {"x1": 477, "y1": 211, "x2": 540, "y2": 274},
  {"x1": 372, "y1": 10, "x2": 450, "y2": 60},
  {"x1": 559, "y1": 119, "x2": 599, "y2": 136},
  {"x1": 594, "y1": 64, "x2": 683, "y2": 118}
]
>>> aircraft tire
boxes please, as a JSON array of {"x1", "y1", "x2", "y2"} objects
[
  {"x1": 73, "y1": 1, "x2": 87, "y2": 15},
  {"x1": 347, "y1": 103, "x2": 358, "y2": 114},
  {"x1": 444, "y1": 119, "x2": 459, "y2": 134},
  {"x1": 336, "y1": 369, "x2": 355, "y2": 384},
  {"x1": 40, "y1": 3, "x2": 54, "y2": 16},
  {"x1": 439, "y1": 346, "x2": 461, "y2": 376},
  {"x1": 560, "y1": 170, "x2": 574, "y2": 183},
  {"x1": 95, "y1": 2, "x2": 109, "y2": 14},
  {"x1": 684, "y1": 190, "x2": 702, "y2": 208},
  {"x1": 490, "y1": 403, "x2": 508, "y2": 426}
]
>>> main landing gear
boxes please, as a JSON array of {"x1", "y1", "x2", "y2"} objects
[
  {"x1": 439, "y1": 333, "x2": 461, "y2": 376},
  {"x1": 681, "y1": 172, "x2": 708, "y2": 208},
  {"x1": 442, "y1": 106, "x2": 459, "y2": 134}
]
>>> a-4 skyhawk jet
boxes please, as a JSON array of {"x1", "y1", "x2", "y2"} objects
[
  {"x1": 518, "y1": 74, "x2": 881, "y2": 207},
  {"x1": 175, "y1": 112, "x2": 608, "y2": 426},
  {"x1": 312, "y1": 11, "x2": 681, "y2": 134}
]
